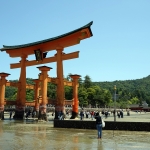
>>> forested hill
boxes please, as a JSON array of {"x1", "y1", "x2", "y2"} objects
[
  {"x1": 5, "y1": 75, "x2": 150, "y2": 107},
  {"x1": 93, "y1": 75, "x2": 150, "y2": 105}
]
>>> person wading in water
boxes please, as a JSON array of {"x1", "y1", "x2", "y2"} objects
[{"x1": 95, "y1": 112, "x2": 102, "y2": 139}]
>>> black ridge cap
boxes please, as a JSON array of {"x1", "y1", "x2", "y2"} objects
[{"x1": 0, "y1": 21, "x2": 93, "y2": 51}]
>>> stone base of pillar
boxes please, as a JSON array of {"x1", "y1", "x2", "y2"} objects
[
  {"x1": 70, "y1": 111, "x2": 78, "y2": 119},
  {"x1": 36, "y1": 111, "x2": 39, "y2": 118},
  {"x1": 13, "y1": 106, "x2": 25, "y2": 120},
  {"x1": 0, "y1": 105, "x2": 4, "y2": 120},
  {"x1": 35, "y1": 104, "x2": 39, "y2": 118},
  {"x1": 13, "y1": 110, "x2": 24, "y2": 119},
  {"x1": 54, "y1": 105, "x2": 65, "y2": 119},
  {"x1": 38, "y1": 111, "x2": 47, "y2": 121},
  {"x1": 38, "y1": 105, "x2": 47, "y2": 121},
  {"x1": 54, "y1": 110, "x2": 59, "y2": 119},
  {"x1": 0, "y1": 111, "x2": 4, "y2": 120}
]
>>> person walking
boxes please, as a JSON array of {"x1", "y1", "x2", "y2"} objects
[
  {"x1": 80, "y1": 110, "x2": 84, "y2": 120},
  {"x1": 60, "y1": 111, "x2": 65, "y2": 120},
  {"x1": 9, "y1": 111, "x2": 12, "y2": 119},
  {"x1": 95, "y1": 112, "x2": 102, "y2": 139}
]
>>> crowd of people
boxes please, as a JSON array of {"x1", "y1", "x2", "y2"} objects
[
  {"x1": 7, "y1": 107, "x2": 149, "y2": 140},
  {"x1": 79, "y1": 109, "x2": 126, "y2": 120},
  {"x1": 25, "y1": 110, "x2": 37, "y2": 119}
]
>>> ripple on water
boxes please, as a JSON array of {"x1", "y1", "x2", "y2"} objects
[{"x1": 0, "y1": 122, "x2": 150, "y2": 150}]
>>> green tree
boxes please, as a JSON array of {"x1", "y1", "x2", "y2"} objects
[
  {"x1": 130, "y1": 97, "x2": 139, "y2": 104},
  {"x1": 64, "y1": 86, "x2": 73, "y2": 100},
  {"x1": 84, "y1": 75, "x2": 92, "y2": 89},
  {"x1": 78, "y1": 87, "x2": 88, "y2": 107}
]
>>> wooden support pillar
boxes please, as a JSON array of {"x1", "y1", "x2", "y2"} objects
[
  {"x1": 70, "y1": 74, "x2": 80, "y2": 119},
  {"x1": 33, "y1": 79, "x2": 40, "y2": 117},
  {"x1": 55, "y1": 48, "x2": 65, "y2": 119},
  {"x1": 20, "y1": 54, "x2": 27, "y2": 106},
  {"x1": 37, "y1": 66, "x2": 52, "y2": 121},
  {"x1": 14, "y1": 54, "x2": 27, "y2": 119},
  {"x1": 0, "y1": 72, "x2": 10, "y2": 120}
]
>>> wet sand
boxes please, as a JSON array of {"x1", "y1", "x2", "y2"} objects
[{"x1": 0, "y1": 111, "x2": 150, "y2": 150}]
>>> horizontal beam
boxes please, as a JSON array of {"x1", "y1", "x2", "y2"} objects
[
  {"x1": 10, "y1": 51, "x2": 79, "y2": 69},
  {"x1": 26, "y1": 84, "x2": 34, "y2": 89},
  {"x1": 47, "y1": 77, "x2": 79, "y2": 87},
  {"x1": 6, "y1": 82, "x2": 19, "y2": 87},
  {"x1": 6, "y1": 82, "x2": 35, "y2": 89},
  {"x1": 5, "y1": 99, "x2": 74, "y2": 106},
  {"x1": 47, "y1": 77, "x2": 73, "y2": 86},
  {"x1": 47, "y1": 77, "x2": 58, "y2": 84},
  {"x1": 64, "y1": 81, "x2": 73, "y2": 86}
]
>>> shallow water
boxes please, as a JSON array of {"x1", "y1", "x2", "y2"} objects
[{"x1": 0, "y1": 119, "x2": 150, "y2": 150}]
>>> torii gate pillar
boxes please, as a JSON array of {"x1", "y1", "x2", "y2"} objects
[
  {"x1": 0, "y1": 72, "x2": 10, "y2": 120},
  {"x1": 33, "y1": 79, "x2": 40, "y2": 117},
  {"x1": 37, "y1": 66, "x2": 52, "y2": 121},
  {"x1": 14, "y1": 54, "x2": 27, "y2": 119},
  {"x1": 70, "y1": 74, "x2": 80, "y2": 119},
  {"x1": 55, "y1": 48, "x2": 65, "y2": 119}
]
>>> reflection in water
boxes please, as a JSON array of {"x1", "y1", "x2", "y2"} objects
[
  {"x1": 0, "y1": 120, "x2": 150, "y2": 150},
  {"x1": 97, "y1": 140, "x2": 103, "y2": 150},
  {"x1": 73, "y1": 136, "x2": 79, "y2": 150},
  {"x1": 0, "y1": 122, "x2": 3, "y2": 136}
]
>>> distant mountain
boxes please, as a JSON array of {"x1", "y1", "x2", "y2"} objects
[
  {"x1": 93, "y1": 75, "x2": 150, "y2": 106},
  {"x1": 5, "y1": 76, "x2": 150, "y2": 106}
]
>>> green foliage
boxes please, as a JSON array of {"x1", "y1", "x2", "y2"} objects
[
  {"x1": 26, "y1": 89, "x2": 34, "y2": 101},
  {"x1": 83, "y1": 75, "x2": 93, "y2": 88},
  {"x1": 64, "y1": 86, "x2": 73, "y2": 100},
  {"x1": 47, "y1": 83, "x2": 57, "y2": 99},
  {"x1": 94, "y1": 75, "x2": 150, "y2": 106},
  {"x1": 4, "y1": 75, "x2": 150, "y2": 107},
  {"x1": 5, "y1": 86, "x2": 17, "y2": 100},
  {"x1": 6, "y1": 78, "x2": 34, "y2": 101},
  {"x1": 78, "y1": 89, "x2": 88, "y2": 107}
]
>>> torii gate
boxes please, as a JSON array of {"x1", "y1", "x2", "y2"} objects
[
  {"x1": 0, "y1": 72, "x2": 80, "y2": 120},
  {"x1": 0, "y1": 21, "x2": 93, "y2": 119}
]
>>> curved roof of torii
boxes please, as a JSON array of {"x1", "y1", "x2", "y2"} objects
[{"x1": 0, "y1": 21, "x2": 93, "y2": 57}]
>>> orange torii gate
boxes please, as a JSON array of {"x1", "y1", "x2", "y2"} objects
[
  {"x1": 0, "y1": 73, "x2": 10, "y2": 119},
  {"x1": 3, "y1": 77, "x2": 75, "y2": 107},
  {"x1": 35, "y1": 68, "x2": 80, "y2": 119},
  {"x1": 0, "y1": 21, "x2": 93, "y2": 119},
  {"x1": 6, "y1": 81, "x2": 35, "y2": 89},
  {"x1": 2, "y1": 73, "x2": 80, "y2": 119},
  {"x1": 0, "y1": 72, "x2": 80, "y2": 119},
  {"x1": 47, "y1": 74, "x2": 81, "y2": 119}
]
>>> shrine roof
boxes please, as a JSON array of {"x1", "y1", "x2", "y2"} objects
[{"x1": 0, "y1": 21, "x2": 93, "y2": 51}]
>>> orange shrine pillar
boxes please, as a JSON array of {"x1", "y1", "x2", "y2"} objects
[
  {"x1": 37, "y1": 66, "x2": 52, "y2": 121},
  {"x1": 0, "y1": 73, "x2": 10, "y2": 120},
  {"x1": 70, "y1": 74, "x2": 80, "y2": 119},
  {"x1": 55, "y1": 48, "x2": 65, "y2": 119},
  {"x1": 14, "y1": 54, "x2": 27, "y2": 119},
  {"x1": 33, "y1": 79, "x2": 40, "y2": 117}
]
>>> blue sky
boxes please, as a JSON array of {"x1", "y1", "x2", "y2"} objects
[{"x1": 0, "y1": 0, "x2": 150, "y2": 82}]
